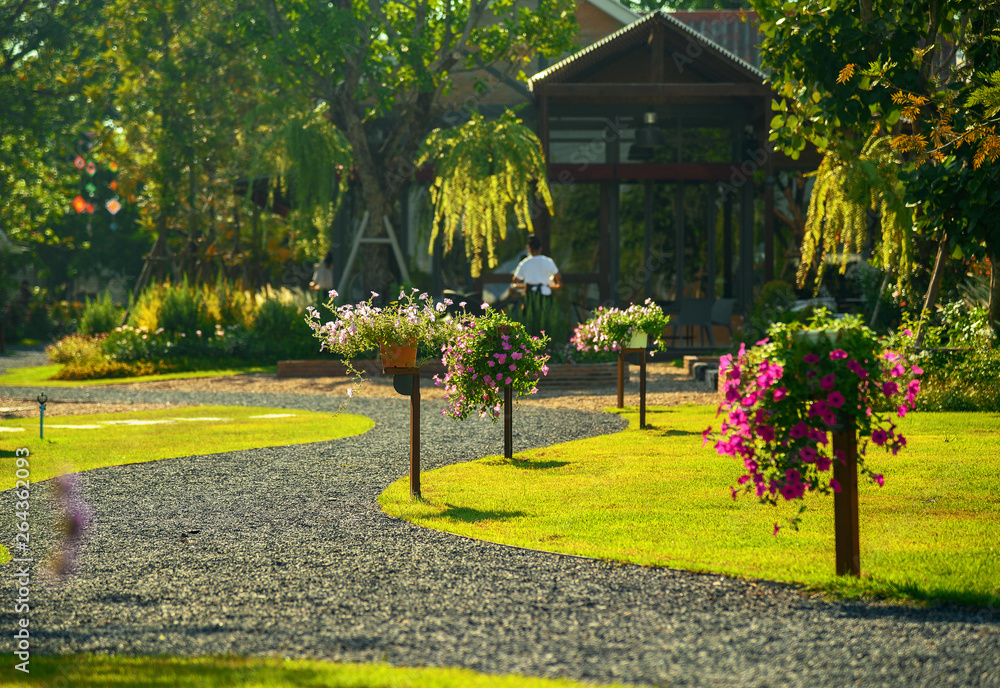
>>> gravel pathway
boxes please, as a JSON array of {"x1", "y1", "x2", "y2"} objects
[{"x1": 0, "y1": 385, "x2": 998, "y2": 688}]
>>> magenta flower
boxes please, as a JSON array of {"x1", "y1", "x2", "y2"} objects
[
  {"x1": 789, "y1": 422, "x2": 809, "y2": 439},
  {"x1": 889, "y1": 363, "x2": 905, "y2": 377},
  {"x1": 830, "y1": 349, "x2": 848, "y2": 360},
  {"x1": 911, "y1": 365, "x2": 923, "y2": 375},
  {"x1": 820, "y1": 374, "x2": 836, "y2": 391},
  {"x1": 897, "y1": 405, "x2": 907, "y2": 418},
  {"x1": 799, "y1": 445, "x2": 817, "y2": 462},
  {"x1": 872, "y1": 473, "x2": 885, "y2": 487},
  {"x1": 871, "y1": 429, "x2": 888, "y2": 445},
  {"x1": 773, "y1": 387, "x2": 788, "y2": 401},
  {"x1": 772, "y1": 523, "x2": 781, "y2": 536},
  {"x1": 826, "y1": 391, "x2": 845, "y2": 408},
  {"x1": 815, "y1": 455, "x2": 831, "y2": 472},
  {"x1": 882, "y1": 381, "x2": 899, "y2": 396},
  {"x1": 803, "y1": 353, "x2": 820, "y2": 364},
  {"x1": 757, "y1": 424, "x2": 775, "y2": 442},
  {"x1": 702, "y1": 426, "x2": 713, "y2": 447},
  {"x1": 829, "y1": 478, "x2": 841, "y2": 493}
]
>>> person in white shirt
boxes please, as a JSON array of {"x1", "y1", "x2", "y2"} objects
[
  {"x1": 511, "y1": 235, "x2": 561, "y2": 297},
  {"x1": 511, "y1": 236, "x2": 561, "y2": 336}
]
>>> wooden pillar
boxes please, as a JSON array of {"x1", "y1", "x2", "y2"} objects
[
  {"x1": 638, "y1": 349, "x2": 646, "y2": 429},
  {"x1": 599, "y1": 182, "x2": 611, "y2": 303},
  {"x1": 410, "y1": 371, "x2": 421, "y2": 498},
  {"x1": 504, "y1": 385, "x2": 513, "y2": 459},
  {"x1": 832, "y1": 428, "x2": 860, "y2": 577},
  {"x1": 617, "y1": 351, "x2": 625, "y2": 408}
]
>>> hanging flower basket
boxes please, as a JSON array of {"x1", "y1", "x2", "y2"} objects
[
  {"x1": 572, "y1": 299, "x2": 671, "y2": 354},
  {"x1": 703, "y1": 311, "x2": 923, "y2": 532}
]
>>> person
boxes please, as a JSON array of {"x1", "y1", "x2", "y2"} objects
[
  {"x1": 511, "y1": 236, "x2": 561, "y2": 297},
  {"x1": 511, "y1": 236, "x2": 561, "y2": 336},
  {"x1": 309, "y1": 251, "x2": 335, "y2": 295}
]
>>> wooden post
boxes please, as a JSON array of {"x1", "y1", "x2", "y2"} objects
[
  {"x1": 386, "y1": 366, "x2": 421, "y2": 499},
  {"x1": 504, "y1": 385, "x2": 513, "y2": 459},
  {"x1": 638, "y1": 349, "x2": 646, "y2": 429},
  {"x1": 832, "y1": 427, "x2": 860, "y2": 577},
  {"x1": 617, "y1": 351, "x2": 625, "y2": 408},
  {"x1": 410, "y1": 371, "x2": 420, "y2": 498}
]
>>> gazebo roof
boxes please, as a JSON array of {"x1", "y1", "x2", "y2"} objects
[{"x1": 529, "y1": 9, "x2": 765, "y2": 91}]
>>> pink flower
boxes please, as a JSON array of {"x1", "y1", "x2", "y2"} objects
[
  {"x1": 911, "y1": 365, "x2": 923, "y2": 375},
  {"x1": 829, "y1": 478, "x2": 841, "y2": 493},
  {"x1": 826, "y1": 391, "x2": 845, "y2": 408},
  {"x1": 830, "y1": 349, "x2": 848, "y2": 360},
  {"x1": 820, "y1": 374, "x2": 836, "y2": 391},
  {"x1": 872, "y1": 473, "x2": 885, "y2": 487},
  {"x1": 897, "y1": 405, "x2": 907, "y2": 418},
  {"x1": 347, "y1": 388, "x2": 354, "y2": 398},
  {"x1": 773, "y1": 387, "x2": 788, "y2": 401},
  {"x1": 509, "y1": 364, "x2": 517, "y2": 371},
  {"x1": 799, "y1": 445, "x2": 817, "y2": 462},
  {"x1": 815, "y1": 455, "x2": 831, "y2": 472},
  {"x1": 847, "y1": 360, "x2": 869, "y2": 379},
  {"x1": 803, "y1": 353, "x2": 820, "y2": 364},
  {"x1": 871, "y1": 429, "x2": 888, "y2": 445},
  {"x1": 702, "y1": 426, "x2": 713, "y2": 447},
  {"x1": 741, "y1": 393, "x2": 758, "y2": 407},
  {"x1": 882, "y1": 381, "x2": 900, "y2": 396},
  {"x1": 505, "y1": 377, "x2": 513, "y2": 385},
  {"x1": 730, "y1": 486, "x2": 739, "y2": 501},
  {"x1": 757, "y1": 424, "x2": 775, "y2": 442},
  {"x1": 789, "y1": 422, "x2": 809, "y2": 439},
  {"x1": 889, "y1": 363, "x2": 906, "y2": 377},
  {"x1": 772, "y1": 522, "x2": 781, "y2": 536}
]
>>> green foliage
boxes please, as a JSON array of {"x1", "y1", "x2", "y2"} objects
[
  {"x1": 79, "y1": 292, "x2": 124, "y2": 335},
  {"x1": 418, "y1": 111, "x2": 554, "y2": 278},
  {"x1": 742, "y1": 280, "x2": 799, "y2": 343},
  {"x1": 799, "y1": 135, "x2": 912, "y2": 294}
]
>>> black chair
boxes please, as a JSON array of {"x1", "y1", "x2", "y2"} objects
[
  {"x1": 710, "y1": 298, "x2": 737, "y2": 342},
  {"x1": 669, "y1": 298, "x2": 715, "y2": 347}
]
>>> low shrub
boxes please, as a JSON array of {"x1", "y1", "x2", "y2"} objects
[
  {"x1": 46, "y1": 334, "x2": 105, "y2": 366},
  {"x1": 78, "y1": 292, "x2": 123, "y2": 335},
  {"x1": 913, "y1": 347, "x2": 1000, "y2": 412}
]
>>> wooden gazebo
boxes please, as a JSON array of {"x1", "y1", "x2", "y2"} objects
[{"x1": 524, "y1": 9, "x2": 795, "y2": 321}]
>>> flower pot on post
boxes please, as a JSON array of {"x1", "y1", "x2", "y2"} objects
[{"x1": 379, "y1": 339, "x2": 418, "y2": 371}]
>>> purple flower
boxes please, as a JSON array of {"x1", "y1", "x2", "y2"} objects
[
  {"x1": 830, "y1": 349, "x2": 848, "y2": 360},
  {"x1": 882, "y1": 381, "x2": 900, "y2": 396},
  {"x1": 803, "y1": 353, "x2": 820, "y2": 364},
  {"x1": 820, "y1": 374, "x2": 836, "y2": 391},
  {"x1": 829, "y1": 478, "x2": 841, "y2": 493},
  {"x1": 826, "y1": 391, "x2": 845, "y2": 408},
  {"x1": 871, "y1": 429, "x2": 888, "y2": 445}
]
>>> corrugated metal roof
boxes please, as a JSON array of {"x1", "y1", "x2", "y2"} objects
[{"x1": 529, "y1": 9, "x2": 765, "y2": 91}]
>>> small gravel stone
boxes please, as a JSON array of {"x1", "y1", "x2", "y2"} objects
[{"x1": 0, "y1": 384, "x2": 997, "y2": 687}]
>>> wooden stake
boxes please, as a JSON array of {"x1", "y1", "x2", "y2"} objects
[
  {"x1": 617, "y1": 351, "x2": 625, "y2": 408},
  {"x1": 504, "y1": 385, "x2": 513, "y2": 459},
  {"x1": 410, "y1": 370, "x2": 420, "y2": 498}
]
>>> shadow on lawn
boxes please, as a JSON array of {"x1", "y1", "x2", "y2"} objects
[
  {"x1": 431, "y1": 504, "x2": 527, "y2": 524},
  {"x1": 482, "y1": 458, "x2": 570, "y2": 469}
]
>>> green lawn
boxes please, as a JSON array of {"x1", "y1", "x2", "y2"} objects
[
  {"x1": 0, "y1": 405, "x2": 371, "y2": 492},
  {"x1": 0, "y1": 363, "x2": 277, "y2": 386},
  {"x1": 8, "y1": 655, "x2": 640, "y2": 688},
  {"x1": 382, "y1": 405, "x2": 1000, "y2": 606}
]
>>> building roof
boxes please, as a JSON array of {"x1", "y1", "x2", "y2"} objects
[
  {"x1": 581, "y1": 0, "x2": 640, "y2": 26},
  {"x1": 529, "y1": 9, "x2": 765, "y2": 90}
]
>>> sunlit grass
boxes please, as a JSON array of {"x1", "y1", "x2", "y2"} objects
[
  {"x1": 8, "y1": 655, "x2": 641, "y2": 688},
  {"x1": 382, "y1": 405, "x2": 1000, "y2": 606},
  {"x1": 0, "y1": 364, "x2": 277, "y2": 387},
  {"x1": 0, "y1": 405, "x2": 371, "y2": 491}
]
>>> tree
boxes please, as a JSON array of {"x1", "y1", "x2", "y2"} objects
[
  {"x1": 752, "y1": 0, "x2": 1000, "y2": 335},
  {"x1": 237, "y1": 0, "x2": 578, "y2": 295}
]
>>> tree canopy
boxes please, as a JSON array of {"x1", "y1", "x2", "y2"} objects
[{"x1": 751, "y1": 0, "x2": 1000, "y2": 333}]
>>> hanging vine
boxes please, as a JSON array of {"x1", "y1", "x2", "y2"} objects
[
  {"x1": 798, "y1": 133, "x2": 913, "y2": 294},
  {"x1": 417, "y1": 109, "x2": 554, "y2": 277}
]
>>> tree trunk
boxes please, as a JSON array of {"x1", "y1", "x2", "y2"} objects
[{"x1": 989, "y1": 253, "x2": 1000, "y2": 339}]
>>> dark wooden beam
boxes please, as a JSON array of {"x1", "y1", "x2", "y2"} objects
[{"x1": 535, "y1": 82, "x2": 772, "y2": 104}]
